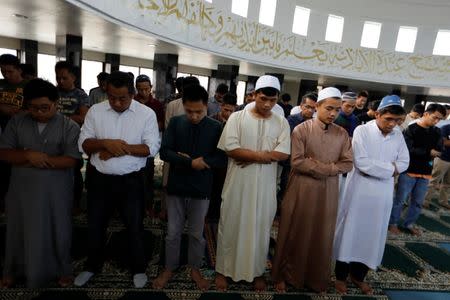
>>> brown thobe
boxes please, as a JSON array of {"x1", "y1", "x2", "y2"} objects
[{"x1": 272, "y1": 118, "x2": 353, "y2": 292}]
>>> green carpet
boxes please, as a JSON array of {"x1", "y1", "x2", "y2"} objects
[
  {"x1": 385, "y1": 290, "x2": 450, "y2": 300},
  {"x1": 416, "y1": 215, "x2": 450, "y2": 236},
  {"x1": 1, "y1": 161, "x2": 450, "y2": 299},
  {"x1": 440, "y1": 215, "x2": 450, "y2": 225},
  {"x1": 405, "y1": 243, "x2": 450, "y2": 273},
  {"x1": 381, "y1": 244, "x2": 421, "y2": 278}
]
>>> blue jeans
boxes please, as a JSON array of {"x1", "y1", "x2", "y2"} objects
[{"x1": 390, "y1": 173, "x2": 429, "y2": 228}]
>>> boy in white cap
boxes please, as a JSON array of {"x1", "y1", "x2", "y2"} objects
[
  {"x1": 272, "y1": 87, "x2": 353, "y2": 293},
  {"x1": 214, "y1": 75, "x2": 290, "y2": 291},
  {"x1": 333, "y1": 95, "x2": 409, "y2": 295}
]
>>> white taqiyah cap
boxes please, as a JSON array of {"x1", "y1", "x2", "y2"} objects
[
  {"x1": 255, "y1": 75, "x2": 281, "y2": 92},
  {"x1": 318, "y1": 87, "x2": 342, "y2": 102}
]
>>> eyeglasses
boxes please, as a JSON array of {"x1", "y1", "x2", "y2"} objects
[{"x1": 28, "y1": 104, "x2": 53, "y2": 113}]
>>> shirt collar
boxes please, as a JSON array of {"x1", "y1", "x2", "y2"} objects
[
  {"x1": 106, "y1": 99, "x2": 137, "y2": 113},
  {"x1": 313, "y1": 118, "x2": 330, "y2": 130},
  {"x1": 370, "y1": 120, "x2": 396, "y2": 138}
]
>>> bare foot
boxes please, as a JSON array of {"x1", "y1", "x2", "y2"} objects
[
  {"x1": 440, "y1": 202, "x2": 450, "y2": 209},
  {"x1": 335, "y1": 280, "x2": 347, "y2": 295},
  {"x1": 58, "y1": 275, "x2": 74, "y2": 287},
  {"x1": 388, "y1": 225, "x2": 401, "y2": 234},
  {"x1": 215, "y1": 273, "x2": 228, "y2": 291},
  {"x1": 350, "y1": 277, "x2": 373, "y2": 295},
  {"x1": 191, "y1": 268, "x2": 210, "y2": 291},
  {"x1": 253, "y1": 276, "x2": 266, "y2": 292},
  {"x1": 406, "y1": 227, "x2": 421, "y2": 236},
  {"x1": 274, "y1": 281, "x2": 286, "y2": 293},
  {"x1": 152, "y1": 269, "x2": 173, "y2": 289}
]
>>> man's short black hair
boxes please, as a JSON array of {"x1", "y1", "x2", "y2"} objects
[
  {"x1": 175, "y1": 77, "x2": 184, "y2": 93},
  {"x1": 411, "y1": 103, "x2": 425, "y2": 115},
  {"x1": 378, "y1": 105, "x2": 406, "y2": 116},
  {"x1": 255, "y1": 87, "x2": 279, "y2": 97},
  {"x1": 183, "y1": 76, "x2": 200, "y2": 90},
  {"x1": 136, "y1": 74, "x2": 151, "y2": 85},
  {"x1": 368, "y1": 100, "x2": 381, "y2": 111},
  {"x1": 23, "y1": 78, "x2": 59, "y2": 103},
  {"x1": 97, "y1": 72, "x2": 110, "y2": 81},
  {"x1": 281, "y1": 93, "x2": 291, "y2": 102},
  {"x1": 127, "y1": 72, "x2": 135, "y2": 82},
  {"x1": 20, "y1": 63, "x2": 36, "y2": 77},
  {"x1": 358, "y1": 90, "x2": 369, "y2": 98},
  {"x1": 425, "y1": 103, "x2": 447, "y2": 116},
  {"x1": 0, "y1": 54, "x2": 20, "y2": 68},
  {"x1": 182, "y1": 84, "x2": 208, "y2": 104},
  {"x1": 301, "y1": 92, "x2": 317, "y2": 104},
  {"x1": 107, "y1": 71, "x2": 135, "y2": 94},
  {"x1": 216, "y1": 83, "x2": 229, "y2": 95},
  {"x1": 54, "y1": 61, "x2": 77, "y2": 77},
  {"x1": 222, "y1": 93, "x2": 237, "y2": 106}
]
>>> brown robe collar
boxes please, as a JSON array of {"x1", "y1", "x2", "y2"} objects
[{"x1": 313, "y1": 118, "x2": 330, "y2": 130}]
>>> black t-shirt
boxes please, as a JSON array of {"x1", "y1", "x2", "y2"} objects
[
  {"x1": 357, "y1": 112, "x2": 374, "y2": 125},
  {"x1": 353, "y1": 107, "x2": 368, "y2": 117},
  {"x1": 57, "y1": 88, "x2": 89, "y2": 116},
  {"x1": 404, "y1": 123, "x2": 443, "y2": 175},
  {"x1": 0, "y1": 79, "x2": 27, "y2": 130}
]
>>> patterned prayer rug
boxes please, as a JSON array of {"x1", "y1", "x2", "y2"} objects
[{"x1": 0, "y1": 174, "x2": 449, "y2": 299}]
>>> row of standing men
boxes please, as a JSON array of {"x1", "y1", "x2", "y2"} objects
[{"x1": 0, "y1": 54, "x2": 448, "y2": 293}]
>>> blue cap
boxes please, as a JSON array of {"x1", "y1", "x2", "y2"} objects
[{"x1": 378, "y1": 95, "x2": 402, "y2": 111}]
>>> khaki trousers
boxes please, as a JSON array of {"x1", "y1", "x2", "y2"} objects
[{"x1": 424, "y1": 157, "x2": 450, "y2": 206}]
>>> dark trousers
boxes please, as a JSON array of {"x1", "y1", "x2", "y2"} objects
[
  {"x1": 278, "y1": 164, "x2": 290, "y2": 201},
  {"x1": 86, "y1": 167, "x2": 146, "y2": 274},
  {"x1": 143, "y1": 157, "x2": 155, "y2": 212},
  {"x1": 0, "y1": 161, "x2": 11, "y2": 213},
  {"x1": 335, "y1": 260, "x2": 369, "y2": 282},
  {"x1": 207, "y1": 167, "x2": 226, "y2": 221},
  {"x1": 73, "y1": 159, "x2": 84, "y2": 209}
]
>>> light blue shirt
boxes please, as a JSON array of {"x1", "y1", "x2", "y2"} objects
[{"x1": 78, "y1": 100, "x2": 160, "y2": 175}]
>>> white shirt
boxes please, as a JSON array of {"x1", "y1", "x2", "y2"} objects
[
  {"x1": 437, "y1": 119, "x2": 450, "y2": 128},
  {"x1": 244, "y1": 101, "x2": 284, "y2": 116},
  {"x1": 290, "y1": 105, "x2": 301, "y2": 115},
  {"x1": 78, "y1": 100, "x2": 160, "y2": 175}
]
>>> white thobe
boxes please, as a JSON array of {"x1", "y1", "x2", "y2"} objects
[
  {"x1": 215, "y1": 110, "x2": 290, "y2": 282},
  {"x1": 244, "y1": 101, "x2": 285, "y2": 117},
  {"x1": 333, "y1": 120, "x2": 409, "y2": 269}
]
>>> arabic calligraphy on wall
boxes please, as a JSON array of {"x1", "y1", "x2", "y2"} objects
[
  {"x1": 134, "y1": 0, "x2": 450, "y2": 84},
  {"x1": 76, "y1": 0, "x2": 450, "y2": 85}
]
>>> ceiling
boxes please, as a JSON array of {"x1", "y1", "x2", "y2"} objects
[{"x1": 0, "y1": 0, "x2": 449, "y2": 98}]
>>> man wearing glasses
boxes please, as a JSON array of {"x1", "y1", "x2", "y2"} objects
[{"x1": 0, "y1": 78, "x2": 81, "y2": 288}]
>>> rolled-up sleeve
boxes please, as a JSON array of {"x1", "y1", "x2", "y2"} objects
[
  {"x1": 217, "y1": 112, "x2": 241, "y2": 152},
  {"x1": 78, "y1": 106, "x2": 96, "y2": 153},
  {"x1": 142, "y1": 109, "x2": 161, "y2": 157},
  {"x1": 64, "y1": 120, "x2": 82, "y2": 159}
]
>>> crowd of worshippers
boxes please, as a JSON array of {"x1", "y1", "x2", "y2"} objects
[{"x1": 0, "y1": 53, "x2": 449, "y2": 294}]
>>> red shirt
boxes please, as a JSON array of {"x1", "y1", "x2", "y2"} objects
[{"x1": 135, "y1": 94, "x2": 165, "y2": 130}]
